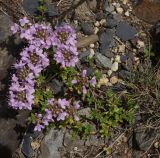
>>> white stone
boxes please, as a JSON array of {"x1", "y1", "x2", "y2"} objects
[
  {"x1": 74, "y1": 20, "x2": 78, "y2": 25},
  {"x1": 137, "y1": 40, "x2": 145, "y2": 48},
  {"x1": 116, "y1": 7, "x2": 124, "y2": 14},
  {"x1": 111, "y1": 62, "x2": 119, "y2": 72},
  {"x1": 122, "y1": 0, "x2": 128, "y2": 5},
  {"x1": 107, "y1": 70, "x2": 112, "y2": 77},
  {"x1": 110, "y1": 76, "x2": 118, "y2": 84},
  {"x1": 100, "y1": 19, "x2": 107, "y2": 26},
  {"x1": 90, "y1": 43, "x2": 95, "y2": 48},
  {"x1": 94, "y1": 21, "x2": 100, "y2": 27},
  {"x1": 83, "y1": 48, "x2": 87, "y2": 52},
  {"x1": 115, "y1": 55, "x2": 121, "y2": 63},
  {"x1": 124, "y1": 11, "x2": 129, "y2": 17},
  {"x1": 134, "y1": 57, "x2": 139, "y2": 61},
  {"x1": 94, "y1": 27, "x2": 99, "y2": 34},
  {"x1": 89, "y1": 48, "x2": 95, "y2": 58}
]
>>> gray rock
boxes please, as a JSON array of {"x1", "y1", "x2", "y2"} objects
[
  {"x1": 49, "y1": 79, "x2": 64, "y2": 95},
  {"x1": 45, "y1": 4, "x2": 59, "y2": 17},
  {"x1": 101, "y1": 49, "x2": 114, "y2": 58},
  {"x1": 81, "y1": 22, "x2": 94, "y2": 35},
  {"x1": 63, "y1": 131, "x2": 84, "y2": 150},
  {"x1": 106, "y1": 17, "x2": 118, "y2": 28},
  {"x1": 23, "y1": 0, "x2": 39, "y2": 15},
  {"x1": 77, "y1": 35, "x2": 99, "y2": 48},
  {"x1": 96, "y1": 12, "x2": 106, "y2": 21},
  {"x1": 0, "y1": 13, "x2": 13, "y2": 43},
  {"x1": 79, "y1": 51, "x2": 90, "y2": 63},
  {"x1": 23, "y1": 0, "x2": 58, "y2": 16},
  {"x1": 78, "y1": 107, "x2": 91, "y2": 117},
  {"x1": 99, "y1": 29, "x2": 115, "y2": 51},
  {"x1": 22, "y1": 135, "x2": 34, "y2": 157},
  {"x1": 118, "y1": 70, "x2": 131, "y2": 80},
  {"x1": 116, "y1": 22, "x2": 137, "y2": 41},
  {"x1": 128, "y1": 128, "x2": 160, "y2": 151},
  {"x1": 40, "y1": 129, "x2": 64, "y2": 158},
  {"x1": 103, "y1": 1, "x2": 114, "y2": 13},
  {"x1": 95, "y1": 53, "x2": 112, "y2": 69},
  {"x1": 112, "y1": 83, "x2": 126, "y2": 92},
  {"x1": 0, "y1": 48, "x2": 15, "y2": 81},
  {"x1": 120, "y1": 55, "x2": 128, "y2": 63}
]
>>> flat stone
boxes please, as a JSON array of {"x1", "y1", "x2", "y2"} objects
[
  {"x1": 78, "y1": 108, "x2": 91, "y2": 117},
  {"x1": 116, "y1": 22, "x2": 137, "y2": 41},
  {"x1": 118, "y1": 70, "x2": 131, "y2": 80},
  {"x1": 40, "y1": 129, "x2": 64, "y2": 158},
  {"x1": 49, "y1": 79, "x2": 64, "y2": 95},
  {"x1": 99, "y1": 29, "x2": 115, "y2": 51},
  {"x1": 23, "y1": 0, "x2": 38, "y2": 15},
  {"x1": 101, "y1": 49, "x2": 114, "y2": 58},
  {"x1": 79, "y1": 51, "x2": 90, "y2": 63},
  {"x1": 105, "y1": 16, "x2": 118, "y2": 28},
  {"x1": 95, "y1": 53, "x2": 112, "y2": 69},
  {"x1": 87, "y1": 0, "x2": 97, "y2": 12},
  {"x1": 81, "y1": 22, "x2": 94, "y2": 35},
  {"x1": 77, "y1": 35, "x2": 99, "y2": 48},
  {"x1": 22, "y1": 135, "x2": 34, "y2": 157},
  {"x1": 103, "y1": 1, "x2": 114, "y2": 13},
  {"x1": 0, "y1": 13, "x2": 13, "y2": 43},
  {"x1": 128, "y1": 127, "x2": 160, "y2": 151}
]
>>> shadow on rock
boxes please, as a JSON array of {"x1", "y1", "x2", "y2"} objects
[
  {"x1": 150, "y1": 21, "x2": 160, "y2": 64},
  {"x1": 0, "y1": 144, "x2": 12, "y2": 158}
]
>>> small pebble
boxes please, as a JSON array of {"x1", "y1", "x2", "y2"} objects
[
  {"x1": 111, "y1": 62, "x2": 119, "y2": 72},
  {"x1": 83, "y1": 48, "x2": 87, "y2": 52},
  {"x1": 137, "y1": 40, "x2": 145, "y2": 48},
  {"x1": 124, "y1": 11, "x2": 129, "y2": 17},
  {"x1": 94, "y1": 21, "x2": 100, "y2": 27},
  {"x1": 115, "y1": 55, "x2": 121, "y2": 63},
  {"x1": 94, "y1": 27, "x2": 99, "y2": 34},
  {"x1": 74, "y1": 20, "x2": 78, "y2": 25},
  {"x1": 116, "y1": 7, "x2": 124, "y2": 14},
  {"x1": 122, "y1": 0, "x2": 128, "y2": 5},
  {"x1": 108, "y1": 82, "x2": 112, "y2": 86},
  {"x1": 107, "y1": 70, "x2": 112, "y2": 77},
  {"x1": 110, "y1": 76, "x2": 118, "y2": 84},
  {"x1": 118, "y1": 44, "x2": 125, "y2": 53},
  {"x1": 154, "y1": 142, "x2": 159, "y2": 149},
  {"x1": 134, "y1": 57, "x2": 139, "y2": 61},
  {"x1": 90, "y1": 43, "x2": 95, "y2": 48},
  {"x1": 100, "y1": 19, "x2": 107, "y2": 26},
  {"x1": 89, "y1": 48, "x2": 95, "y2": 58},
  {"x1": 98, "y1": 76, "x2": 109, "y2": 87}
]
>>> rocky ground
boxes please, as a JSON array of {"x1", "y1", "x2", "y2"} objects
[{"x1": 0, "y1": 0, "x2": 160, "y2": 158}]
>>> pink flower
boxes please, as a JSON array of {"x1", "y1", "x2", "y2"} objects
[
  {"x1": 19, "y1": 17, "x2": 29, "y2": 26},
  {"x1": 90, "y1": 76, "x2": 96, "y2": 87}
]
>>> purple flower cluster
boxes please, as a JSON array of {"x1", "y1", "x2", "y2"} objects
[
  {"x1": 9, "y1": 18, "x2": 50, "y2": 110},
  {"x1": 11, "y1": 17, "x2": 53, "y2": 49},
  {"x1": 34, "y1": 98, "x2": 80, "y2": 131},
  {"x1": 53, "y1": 24, "x2": 78, "y2": 67},
  {"x1": 11, "y1": 18, "x2": 78, "y2": 68},
  {"x1": 9, "y1": 45, "x2": 49, "y2": 110},
  {"x1": 71, "y1": 69, "x2": 97, "y2": 95},
  {"x1": 9, "y1": 17, "x2": 79, "y2": 129}
]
